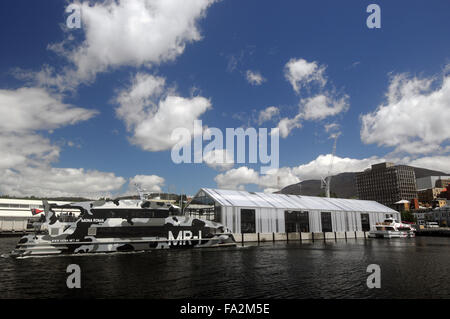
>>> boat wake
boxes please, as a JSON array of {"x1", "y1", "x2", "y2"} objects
[{"x1": 3, "y1": 249, "x2": 148, "y2": 259}]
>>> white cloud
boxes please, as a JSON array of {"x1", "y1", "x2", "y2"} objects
[
  {"x1": 284, "y1": 58, "x2": 326, "y2": 93},
  {"x1": 131, "y1": 95, "x2": 211, "y2": 151},
  {"x1": 1, "y1": 0, "x2": 214, "y2": 197},
  {"x1": 203, "y1": 149, "x2": 234, "y2": 171},
  {"x1": 300, "y1": 94, "x2": 349, "y2": 121},
  {"x1": 0, "y1": 87, "x2": 97, "y2": 132},
  {"x1": 214, "y1": 153, "x2": 450, "y2": 192},
  {"x1": 13, "y1": 65, "x2": 73, "y2": 93},
  {"x1": 0, "y1": 133, "x2": 59, "y2": 169},
  {"x1": 258, "y1": 167, "x2": 300, "y2": 190},
  {"x1": 129, "y1": 175, "x2": 165, "y2": 193},
  {"x1": 115, "y1": 73, "x2": 211, "y2": 151},
  {"x1": 213, "y1": 155, "x2": 384, "y2": 192},
  {"x1": 361, "y1": 73, "x2": 450, "y2": 155},
  {"x1": 57, "y1": 0, "x2": 215, "y2": 85},
  {"x1": 0, "y1": 86, "x2": 127, "y2": 198},
  {"x1": 292, "y1": 154, "x2": 384, "y2": 180},
  {"x1": 214, "y1": 166, "x2": 299, "y2": 191},
  {"x1": 324, "y1": 122, "x2": 339, "y2": 133},
  {"x1": 214, "y1": 166, "x2": 260, "y2": 190},
  {"x1": 258, "y1": 106, "x2": 279, "y2": 124},
  {"x1": 408, "y1": 155, "x2": 450, "y2": 173},
  {"x1": 246, "y1": 70, "x2": 266, "y2": 86},
  {"x1": 277, "y1": 58, "x2": 349, "y2": 138},
  {"x1": 214, "y1": 155, "x2": 378, "y2": 192},
  {"x1": 292, "y1": 154, "x2": 450, "y2": 181},
  {"x1": 275, "y1": 94, "x2": 348, "y2": 138},
  {"x1": 115, "y1": 73, "x2": 166, "y2": 129},
  {"x1": 0, "y1": 167, "x2": 125, "y2": 198},
  {"x1": 276, "y1": 115, "x2": 302, "y2": 138},
  {"x1": 0, "y1": 86, "x2": 97, "y2": 171}
]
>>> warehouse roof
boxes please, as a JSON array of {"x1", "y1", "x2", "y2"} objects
[{"x1": 199, "y1": 188, "x2": 397, "y2": 213}]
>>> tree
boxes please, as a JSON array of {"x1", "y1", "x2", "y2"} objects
[{"x1": 401, "y1": 210, "x2": 416, "y2": 223}]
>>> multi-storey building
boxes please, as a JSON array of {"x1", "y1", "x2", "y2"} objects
[{"x1": 356, "y1": 162, "x2": 418, "y2": 208}]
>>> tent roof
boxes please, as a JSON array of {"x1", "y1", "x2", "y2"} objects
[
  {"x1": 394, "y1": 199, "x2": 410, "y2": 204},
  {"x1": 199, "y1": 188, "x2": 397, "y2": 213}
]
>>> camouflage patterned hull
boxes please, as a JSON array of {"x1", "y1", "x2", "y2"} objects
[
  {"x1": 11, "y1": 234, "x2": 236, "y2": 258},
  {"x1": 11, "y1": 215, "x2": 236, "y2": 258}
]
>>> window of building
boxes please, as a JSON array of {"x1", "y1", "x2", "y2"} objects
[
  {"x1": 241, "y1": 209, "x2": 256, "y2": 233},
  {"x1": 321, "y1": 212, "x2": 332, "y2": 232},
  {"x1": 213, "y1": 205, "x2": 222, "y2": 223},
  {"x1": 284, "y1": 211, "x2": 309, "y2": 232},
  {"x1": 187, "y1": 191, "x2": 218, "y2": 221},
  {"x1": 361, "y1": 213, "x2": 370, "y2": 231}
]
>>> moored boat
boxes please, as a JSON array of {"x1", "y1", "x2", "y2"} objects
[
  {"x1": 10, "y1": 193, "x2": 235, "y2": 258},
  {"x1": 368, "y1": 215, "x2": 416, "y2": 239}
]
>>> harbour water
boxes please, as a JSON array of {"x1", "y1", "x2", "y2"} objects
[{"x1": 0, "y1": 236, "x2": 449, "y2": 299}]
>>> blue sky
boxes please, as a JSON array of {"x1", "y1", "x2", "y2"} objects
[{"x1": 0, "y1": 0, "x2": 449, "y2": 198}]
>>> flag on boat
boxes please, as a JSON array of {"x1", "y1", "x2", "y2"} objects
[{"x1": 31, "y1": 208, "x2": 44, "y2": 215}]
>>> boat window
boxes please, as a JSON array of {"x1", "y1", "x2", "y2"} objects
[
  {"x1": 91, "y1": 209, "x2": 169, "y2": 219},
  {"x1": 96, "y1": 226, "x2": 202, "y2": 238},
  {"x1": 141, "y1": 201, "x2": 151, "y2": 208},
  {"x1": 96, "y1": 226, "x2": 163, "y2": 237},
  {"x1": 241, "y1": 209, "x2": 256, "y2": 233},
  {"x1": 153, "y1": 210, "x2": 169, "y2": 218}
]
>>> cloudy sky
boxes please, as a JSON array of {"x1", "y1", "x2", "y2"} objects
[{"x1": 0, "y1": 0, "x2": 449, "y2": 198}]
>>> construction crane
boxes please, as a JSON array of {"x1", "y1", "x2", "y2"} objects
[{"x1": 321, "y1": 133, "x2": 339, "y2": 198}]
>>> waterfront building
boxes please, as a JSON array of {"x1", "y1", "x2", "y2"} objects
[
  {"x1": 441, "y1": 188, "x2": 450, "y2": 200},
  {"x1": 426, "y1": 205, "x2": 450, "y2": 227},
  {"x1": 418, "y1": 187, "x2": 447, "y2": 204},
  {"x1": 432, "y1": 198, "x2": 448, "y2": 208},
  {"x1": 393, "y1": 199, "x2": 410, "y2": 212},
  {"x1": 416, "y1": 176, "x2": 450, "y2": 190},
  {"x1": 0, "y1": 198, "x2": 77, "y2": 233},
  {"x1": 355, "y1": 162, "x2": 417, "y2": 208},
  {"x1": 185, "y1": 188, "x2": 399, "y2": 234}
]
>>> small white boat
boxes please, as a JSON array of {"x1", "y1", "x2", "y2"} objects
[{"x1": 369, "y1": 215, "x2": 416, "y2": 239}]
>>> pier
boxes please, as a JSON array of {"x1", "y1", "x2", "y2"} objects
[
  {"x1": 0, "y1": 230, "x2": 33, "y2": 237},
  {"x1": 233, "y1": 231, "x2": 368, "y2": 244},
  {"x1": 416, "y1": 228, "x2": 450, "y2": 237}
]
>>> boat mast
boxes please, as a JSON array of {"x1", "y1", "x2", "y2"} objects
[{"x1": 321, "y1": 133, "x2": 339, "y2": 198}]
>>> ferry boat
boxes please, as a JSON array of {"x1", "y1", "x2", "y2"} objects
[
  {"x1": 10, "y1": 193, "x2": 235, "y2": 258},
  {"x1": 368, "y1": 215, "x2": 416, "y2": 239}
]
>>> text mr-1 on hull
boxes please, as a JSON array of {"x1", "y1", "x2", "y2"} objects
[{"x1": 11, "y1": 193, "x2": 235, "y2": 258}]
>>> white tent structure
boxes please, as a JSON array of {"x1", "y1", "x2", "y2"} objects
[{"x1": 186, "y1": 188, "x2": 400, "y2": 234}]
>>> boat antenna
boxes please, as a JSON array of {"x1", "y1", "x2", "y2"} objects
[
  {"x1": 135, "y1": 183, "x2": 147, "y2": 201},
  {"x1": 42, "y1": 200, "x2": 56, "y2": 224}
]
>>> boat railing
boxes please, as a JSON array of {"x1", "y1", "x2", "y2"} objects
[{"x1": 376, "y1": 221, "x2": 393, "y2": 226}]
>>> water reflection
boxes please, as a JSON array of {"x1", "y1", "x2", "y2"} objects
[{"x1": 0, "y1": 237, "x2": 449, "y2": 298}]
